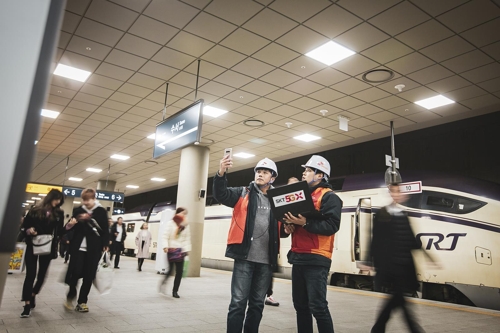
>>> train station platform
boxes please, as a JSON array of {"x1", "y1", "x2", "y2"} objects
[{"x1": 1, "y1": 256, "x2": 499, "y2": 333}]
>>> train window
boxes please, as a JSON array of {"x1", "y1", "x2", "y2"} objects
[
  {"x1": 127, "y1": 223, "x2": 135, "y2": 233},
  {"x1": 427, "y1": 196, "x2": 454, "y2": 208},
  {"x1": 420, "y1": 191, "x2": 486, "y2": 214}
]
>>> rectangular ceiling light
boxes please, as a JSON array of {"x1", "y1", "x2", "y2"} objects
[
  {"x1": 68, "y1": 177, "x2": 82, "y2": 181},
  {"x1": 203, "y1": 105, "x2": 227, "y2": 118},
  {"x1": 31, "y1": 197, "x2": 41, "y2": 200},
  {"x1": 151, "y1": 177, "x2": 166, "y2": 182},
  {"x1": 38, "y1": 193, "x2": 47, "y2": 196},
  {"x1": 306, "y1": 41, "x2": 355, "y2": 66},
  {"x1": 414, "y1": 95, "x2": 455, "y2": 110},
  {"x1": 111, "y1": 154, "x2": 130, "y2": 160},
  {"x1": 234, "y1": 152, "x2": 255, "y2": 158},
  {"x1": 26, "y1": 200, "x2": 35, "y2": 203},
  {"x1": 41, "y1": 109, "x2": 60, "y2": 118},
  {"x1": 86, "y1": 168, "x2": 102, "y2": 173},
  {"x1": 147, "y1": 133, "x2": 156, "y2": 139},
  {"x1": 53, "y1": 63, "x2": 91, "y2": 82},
  {"x1": 126, "y1": 185, "x2": 139, "y2": 189},
  {"x1": 294, "y1": 134, "x2": 321, "y2": 142},
  {"x1": 74, "y1": 201, "x2": 81, "y2": 204}
]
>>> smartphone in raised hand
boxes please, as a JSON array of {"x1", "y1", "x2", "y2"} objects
[{"x1": 224, "y1": 148, "x2": 232, "y2": 159}]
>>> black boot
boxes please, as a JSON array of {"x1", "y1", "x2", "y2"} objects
[
  {"x1": 172, "y1": 291, "x2": 180, "y2": 298},
  {"x1": 20, "y1": 305, "x2": 31, "y2": 318}
]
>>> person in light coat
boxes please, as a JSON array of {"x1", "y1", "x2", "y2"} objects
[
  {"x1": 159, "y1": 207, "x2": 191, "y2": 298},
  {"x1": 135, "y1": 222, "x2": 152, "y2": 272}
]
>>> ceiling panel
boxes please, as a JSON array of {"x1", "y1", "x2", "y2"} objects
[
  {"x1": 85, "y1": 0, "x2": 139, "y2": 31},
  {"x1": 184, "y1": 12, "x2": 236, "y2": 43},
  {"x1": 75, "y1": 18, "x2": 124, "y2": 46},
  {"x1": 220, "y1": 29, "x2": 270, "y2": 56},
  {"x1": 368, "y1": 1, "x2": 430, "y2": 36},
  {"x1": 243, "y1": 9, "x2": 298, "y2": 41},
  {"x1": 304, "y1": 4, "x2": 363, "y2": 39},
  {"x1": 143, "y1": 0, "x2": 199, "y2": 29}
]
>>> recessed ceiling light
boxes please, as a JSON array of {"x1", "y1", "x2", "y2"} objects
[
  {"x1": 147, "y1": 133, "x2": 156, "y2": 139},
  {"x1": 151, "y1": 178, "x2": 166, "y2": 182},
  {"x1": 126, "y1": 185, "x2": 139, "y2": 189},
  {"x1": 305, "y1": 41, "x2": 355, "y2": 66},
  {"x1": 74, "y1": 201, "x2": 81, "y2": 204},
  {"x1": 414, "y1": 95, "x2": 455, "y2": 110},
  {"x1": 111, "y1": 154, "x2": 130, "y2": 160},
  {"x1": 203, "y1": 106, "x2": 227, "y2": 118},
  {"x1": 31, "y1": 197, "x2": 41, "y2": 200},
  {"x1": 234, "y1": 152, "x2": 255, "y2": 158},
  {"x1": 294, "y1": 134, "x2": 321, "y2": 142},
  {"x1": 86, "y1": 168, "x2": 102, "y2": 173},
  {"x1": 145, "y1": 160, "x2": 158, "y2": 165},
  {"x1": 243, "y1": 119, "x2": 265, "y2": 127},
  {"x1": 26, "y1": 200, "x2": 35, "y2": 203},
  {"x1": 239, "y1": 96, "x2": 244, "y2": 99},
  {"x1": 41, "y1": 109, "x2": 60, "y2": 118},
  {"x1": 53, "y1": 64, "x2": 91, "y2": 82},
  {"x1": 57, "y1": 90, "x2": 62, "y2": 93},
  {"x1": 68, "y1": 177, "x2": 82, "y2": 181},
  {"x1": 301, "y1": 66, "x2": 306, "y2": 69},
  {"x1": 86, "y1": 47, "x2": 91, "y2": 51},
  {"x1": 34, "y1": 140, "x2": 38, "y2": 145}
]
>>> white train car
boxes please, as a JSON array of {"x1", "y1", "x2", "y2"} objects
[{"x1": 117, "y1": 172, "x2": 500, "y2": 310}]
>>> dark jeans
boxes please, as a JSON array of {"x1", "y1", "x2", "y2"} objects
[
  {"x1": 161, "y1": 259, "x2": 184, "y2": 293},
  {"x1": 227, "y1": 259, "x2": 272, "y2": 333},
  {"x1": 292, "y1": 265, "x2": 334, "y2": 333},
  {"x1": 22, "y1": 245, "x2": 52, "y2": 301},
  {"x1": 67, "y1": 251, "x2": 96, "y2": 304},
  {"x1": 371, "y1": 286, "x2": 423, "y2": 333},
  {"x1": 112, "y1": 241, "x2": 123, "y2": 267},
  {"x1": 266, "y1": 277, "x2": 274, "y2": 297}
]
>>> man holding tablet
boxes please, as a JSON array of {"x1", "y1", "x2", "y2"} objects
[
  {"x1": 283, "y1": 155, "x2": 343, "y2": 333},
  {"x1": 214, "y1": 153, "x2": 281, "y2": 333}
]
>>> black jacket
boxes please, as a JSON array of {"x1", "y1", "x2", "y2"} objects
[
  {"x1": 213, "y1": 173, "x2": 280, "y2": 269},
  {"x1": 21, "y1": 208, "x2": 64, "y2": 256},
  {"x1": 110, "y1": 222, "x2": 127, "y2": 242},
  {"x1": 370, "y1": 206, "x2": 421, "y2": 291},
  {"x1": 69, "y1": 205, "x2": 109, "y2": 257}
]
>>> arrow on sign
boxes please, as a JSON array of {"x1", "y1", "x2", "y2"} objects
[
  {"x1": 63, "y1": 189, "x2": 70, "y2": 195},
  {"x1": 117, "y1": 195, "x2": 122, "y2": 200}
]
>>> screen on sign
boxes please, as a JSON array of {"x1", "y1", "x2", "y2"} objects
[{"x1": 153, "y1": 100, "x2": 204, "y2": 159}]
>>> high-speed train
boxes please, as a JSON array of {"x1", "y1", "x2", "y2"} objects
[{"x1": 114, "y1": 172, "x2": 500, "y2": 310}]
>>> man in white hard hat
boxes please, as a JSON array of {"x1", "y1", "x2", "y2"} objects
[
  {"x1": 283, "y1": 155, "x2": 342, "y2": 333},
  {"x1": 214, "y1": 155, "x2": 281, "y2": 333}
]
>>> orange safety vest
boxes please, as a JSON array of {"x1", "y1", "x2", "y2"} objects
[
  {"x1": 291, "y1": 187, "x2": 335, "y2": 259},
  {"x1": 227, "y1": 188, "x2": 249, "y2": 245}
]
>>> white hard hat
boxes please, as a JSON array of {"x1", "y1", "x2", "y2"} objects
[
  {"x1": 302, "y1": 155, "x2": 330, "y2": 177},
  {"x1": 254, "y1": 158, "x2": 278, "y2": 177}
]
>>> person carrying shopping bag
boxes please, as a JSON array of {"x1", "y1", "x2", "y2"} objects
[{"x1": 159, "y1": 208, "x2": 191, "y2": 298}]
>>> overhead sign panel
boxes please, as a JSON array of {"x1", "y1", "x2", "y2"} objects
[
  {"x1": 96, "y1": 190, "x2": 124, "y2": 202},
  {"x1": 399, "y1": 181, "x2": 422, "y2": 194},
  {"x1": 153, "y1": 100, "x2": 204, "y2": 159},
  {"x1": 62, "y1": 187, "x2": 82, "y2": 198},
  {"x1": 26, "y1": 183, "x2": 62, "y2": 194}
]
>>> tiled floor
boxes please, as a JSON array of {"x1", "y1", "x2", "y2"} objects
[{"x1": 1, "y1": 256, "x2": 499, "y2": 332}]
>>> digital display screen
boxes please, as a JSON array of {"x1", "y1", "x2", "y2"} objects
[{"x1": 153, "y1": 100, "x2": 204, "y2": 159}]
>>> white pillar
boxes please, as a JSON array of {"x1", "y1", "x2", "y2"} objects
[
  {"x1": 0, "y1": 0, "x2": 65, "y2": 307},
  {"x1": 176, "y1": 145, "x2": 209, "y2": 277}
]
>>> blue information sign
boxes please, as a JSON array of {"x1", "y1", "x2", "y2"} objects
[
  {"x1": 96, "y1": 190, "x2": 125, "y2": 203},
  {"x1": 62, "y1": 187, "x2": 124, "y2": 202},
  {"x1": 153, "y1": 100, "x2": 204, "y2": 159},
  {"x1": 62, "y1": 187, "x2": 82, "y2": 198}
]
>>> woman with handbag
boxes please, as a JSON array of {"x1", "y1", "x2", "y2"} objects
[
  {"x1": 135, "y1": 222, "x2": 152, "y2": 271},
  {"x1": 159, "y1": 207, "x2": 191, "y2": 298},
  {"x1": 20, "y1": 189, "x2": 64, "y2": 318}
]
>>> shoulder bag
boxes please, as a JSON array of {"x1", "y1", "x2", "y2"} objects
[{"x1": 32, "y1": 234, "x2": 53, "y2": 256}]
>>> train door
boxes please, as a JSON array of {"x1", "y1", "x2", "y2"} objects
[{"x1": 353, "y1": 198, "x2": 372, "y2": 264}]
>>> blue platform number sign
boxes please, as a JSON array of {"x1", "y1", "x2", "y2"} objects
[{"x1": 62, "y1": 187, "x2": 82, "y2": 198}]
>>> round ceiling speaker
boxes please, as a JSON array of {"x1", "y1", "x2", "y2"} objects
[
  {"x1": 362, "y1": 69, "x2": 394, "y2": 83},
  {"x1": 144, "y1": 160, "x2": 158, "y2": 165},
  {"x1": 243, "y1": 119, "x2": 265, "y2": 127}
]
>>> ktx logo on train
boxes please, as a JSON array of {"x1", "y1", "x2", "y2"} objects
[{"x1": 416, "y1": 233, "x2": 467, "y2": 251}]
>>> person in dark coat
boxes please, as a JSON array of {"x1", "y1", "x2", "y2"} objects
[
  {"x1": 19, "y1": 189, "x2": 64, "y2": 318},
  {"x1": 110, "y1": 217, "x2": 126, "y2": 268},
  {"x1": 64, "y1": 188, "x2": 109, "y2": 312},
  {"x1": 370, "y1": 183, "x2": 423, "y2": 333}
]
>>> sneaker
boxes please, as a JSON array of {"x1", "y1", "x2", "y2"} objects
[
  {"x1": 75, "y1": 303, "x2": 89, "y2": 312},
  {"x1": 63, "y1": 299, "x2": 74, "y2": 311},
  {"x1": 265, "y1": 296, "x2": 280, "y2": 306},
  {"x1": 20, "y1": 305, "x2": 31, "y2": 318}
]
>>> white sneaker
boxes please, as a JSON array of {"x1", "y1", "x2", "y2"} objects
[{"x1": 265, "y1": 296, "x2": 279, "y2": 306}]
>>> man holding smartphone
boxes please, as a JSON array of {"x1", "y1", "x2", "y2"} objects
[{"x1": 214, "y1": 152, "x2": 281, "y2": 333}]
